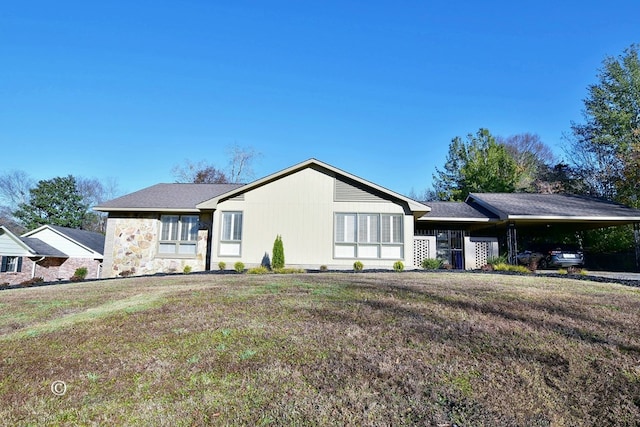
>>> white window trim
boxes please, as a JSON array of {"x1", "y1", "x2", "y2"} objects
[
  {"x1": 334, "y1": 213, "x2": 404, "y2": 259},
  {"x1": 219, "y1": 211, "x2": 243, "y2": 257},
  {"x1": 158, "y1": 214, "x2": 200, "y2": 258}
]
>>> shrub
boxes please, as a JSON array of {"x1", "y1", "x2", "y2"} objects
[
  {"x1": 273, "y1": 267, "x2": 306, "y2": 274},
  {"x1": 119, "y1": 269, "x2": 134, "y2": 277},
  {"x1": 421, "y1": 258, "x2": 442, "y2": 270},
  {"x1": 70, "y1": 267, "x2": 88, "y2": 282},
  {"x1": 234, "y1": 261, "x2": 245, "y2": 273},
  {"x1": 183, "y1": 265, "x2": 192, "y2": 274},
  {"x1": 272, "y1": 235, "x2": 285, "y2": 270},
  {"x1": 319, "y1": 265, "x2": 328, "y2": 271},
  {"x1": 493, "y1": 263, "x2": 532, "y2": 274},
  {"x1": 393, "y1": 261, "x2": 404, "y2": 272},
  {"x1": 218, "y1": 261, "x2": 226, "y2": 270},
  {"x1": 20, "y1": 277, "x2": 44, "y2": 286},
  {"x1": 247, "y1": 266, "x2": 270, "y2": 274},
  {"x1": 353, "y1": 261, "x2": 364, "y2": 272},
  {"x1": 486, "y1": 255, "x2": 508, "y2": 266}
]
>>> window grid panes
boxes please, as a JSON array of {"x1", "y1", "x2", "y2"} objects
[
  {"x1": 334, "y1": 213, "x2": 403, "y2": 259},
  {"x1": 221, "y1": 212, "x2": 243, "y2": 242},
  {"x1": 159, "y1": 215, "x2": 199, "y2": 256}
]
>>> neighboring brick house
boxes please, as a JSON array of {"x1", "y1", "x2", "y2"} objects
[{"x1": 0, "y1": 225, "x2": 105, "y2": 285}]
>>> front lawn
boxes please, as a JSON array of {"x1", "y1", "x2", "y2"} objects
[{"x1": 1, "y1": 272, "x2": 639, "y2": 426}]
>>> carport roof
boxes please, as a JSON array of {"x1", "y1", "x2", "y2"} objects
[
  {"x1": 419, "y1": 201, "x2": 498, "y2": 222},
  {"x1": 467, "y1": 193, "x2": 640, "y2": 222}
]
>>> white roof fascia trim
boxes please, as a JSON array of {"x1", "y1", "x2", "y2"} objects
[
  {"x1": 507, "y1": 215, "x2": 640, "y2": 221},
  {"x1": 417, "y1": 217, "x2": 494, "y2": 222},
  {"x1": 93, "y1": 207, "x2": 201, "y2": 213}
]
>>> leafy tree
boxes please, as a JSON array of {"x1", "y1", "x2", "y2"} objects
[
  {"x1": 14, "y1": 176, "x2": 88, "y2": 230},
  {"x1": 433, "y1": 129, "x2": 520, "y2": 201},
  {"x1": 272, "y1": 235, "x2": 285, "y2": 270},
  {"x1": 567, "y1": 43, "x2": 640, "y2": 207}
]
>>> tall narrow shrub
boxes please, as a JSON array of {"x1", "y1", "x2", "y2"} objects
[{"x1": 272, "y1": 235, "x2": 285, "y2": 270}]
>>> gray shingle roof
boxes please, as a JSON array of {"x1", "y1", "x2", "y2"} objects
[
  {"x1": 48, "y1": 225, "x2": 106, "y2": 254},
  {"x1": 468, "y1": 193, "x2": 640, "y2": 219},
  {"x1": 95, "y1": 183, "x2": 244, "y2": 211},
  {"x1": 20, "y1": 237, "x2": 68, "y2": 257},
  {"x1": 420, "y1": 201, "x2": 498, "y2": 220}
]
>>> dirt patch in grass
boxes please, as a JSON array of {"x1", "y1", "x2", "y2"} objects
[{"x1": 1, "y1": 272, "x2": 639, "y2": 426}]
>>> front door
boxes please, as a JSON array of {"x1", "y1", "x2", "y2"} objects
[{"x1": 435, "y1": 230, "x2": 464, "y2": 269}]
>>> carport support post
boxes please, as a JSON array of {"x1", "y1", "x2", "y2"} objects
[
  {"x1": 507, "y1": 222, "x2": 518, "y2": 265},
  {"x1": 635, "y1": 223, "x2": 640, "y2": 272}
]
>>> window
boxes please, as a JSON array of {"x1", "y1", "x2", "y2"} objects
[
  {"x1": 334, "y1": 213, "x2": 403, "y2": 259},
  {"x1": 1, "y1": 256, "x2": 22, "y2": 273},
  {"x1": 335, "y1": 213, "x2": 356, "y2": 243},
  {"x1": 220, "y1": 212, "x2": 243, "y2": 256},
  {"x1": 159, "y1": 215, "x2": 199, "y2": 256},
  {"x1": 381, "y1": 214, "x2": 403, "y2": 243}
]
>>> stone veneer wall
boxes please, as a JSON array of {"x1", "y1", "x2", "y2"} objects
[
  {"x1": 0, "y1": 257, "x2": 102, "y2": 286},
  {"x1": 108, "y1": 217, "x2": 207, "y2": 277}
]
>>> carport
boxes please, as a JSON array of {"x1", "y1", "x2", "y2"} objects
[
  {"x1": 465, "y1": 193, "x2": 640, "y2": 271},
  {"x1": 417, "y1": 193, "x2": 640, "y2": 271}
]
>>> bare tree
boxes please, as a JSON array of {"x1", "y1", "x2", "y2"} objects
[
  {"x1": 0, "y1": 170, "x2": 34, "y2": 208},
  {"x1": 172, "y1": 144, "x2": 261, "y2": 184},
  {"x1": 227, "y1": 144, "x2": 260, "y2": 183},
  {"x1": 172, "y1": 160, "x2": 230, "y2": 184},
  {"x1": 76, "y1": 177, "x2": 122, "y2": 232},
  {"x1": 0, "y1": 170, "x2": 34, "y2": 232},
  {"x1": 496, "y1": 133, "x2": 556, "y2": 192}
]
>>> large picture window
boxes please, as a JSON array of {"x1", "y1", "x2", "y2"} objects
[
  {"x1": 159, "y1": 215, "x2": 199, "y2": 256},
  {"x1": 334, "y1": 213, "x2": 403, "y2": 259},
  {"x1": 220, "y1": 212, "x2": 243, "y2": 256}
]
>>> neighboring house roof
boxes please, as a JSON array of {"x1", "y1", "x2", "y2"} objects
[
  {"x1": 21, "y1": 225, "x2": 105, "y2": 258},
  {"x1": 94, "y1": 183, "x2": 244, "y2": 212},
  {"x1": 418, "y1": 201, "x2": 498, "y2": 222},
  {"x1": 0, "y1": 225, "x2": 69, "y2": 258},
  {"x1": 467, "y1": 193, "x2": 640, "y2": 222},
  {"x1": 19, "y1": 237, "x2": 68, "y2": 257},
  {"x1": 196, "y1": 158, "x2": 432, "y2": 215}
]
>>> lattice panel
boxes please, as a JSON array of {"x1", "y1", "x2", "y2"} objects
[
  {"x1": 474, "y1": 241, "x2": 491, "y2": 268},
  {"x1": 413, "y1": 237, "x2": 431, "y2": 267}
]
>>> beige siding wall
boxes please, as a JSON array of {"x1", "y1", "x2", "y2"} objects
[{"x1": 212, "y1": 168, "x2": 414, "y2": 270}]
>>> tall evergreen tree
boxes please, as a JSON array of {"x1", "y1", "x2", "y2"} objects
[
  {"x1": 272, "y1": 235, "x2": 285, "y2": 270},
  {"x1": 14, "y1": 176, "x2": 88, "y2": 230}
]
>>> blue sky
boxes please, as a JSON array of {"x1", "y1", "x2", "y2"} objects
[{"x1": 1, "y1": 1, "x2": 638, "y2": 198}]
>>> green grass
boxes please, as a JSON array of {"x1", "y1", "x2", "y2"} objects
[{"x1": 1, "y1": 272, "x2": 639, "y2": 425}]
